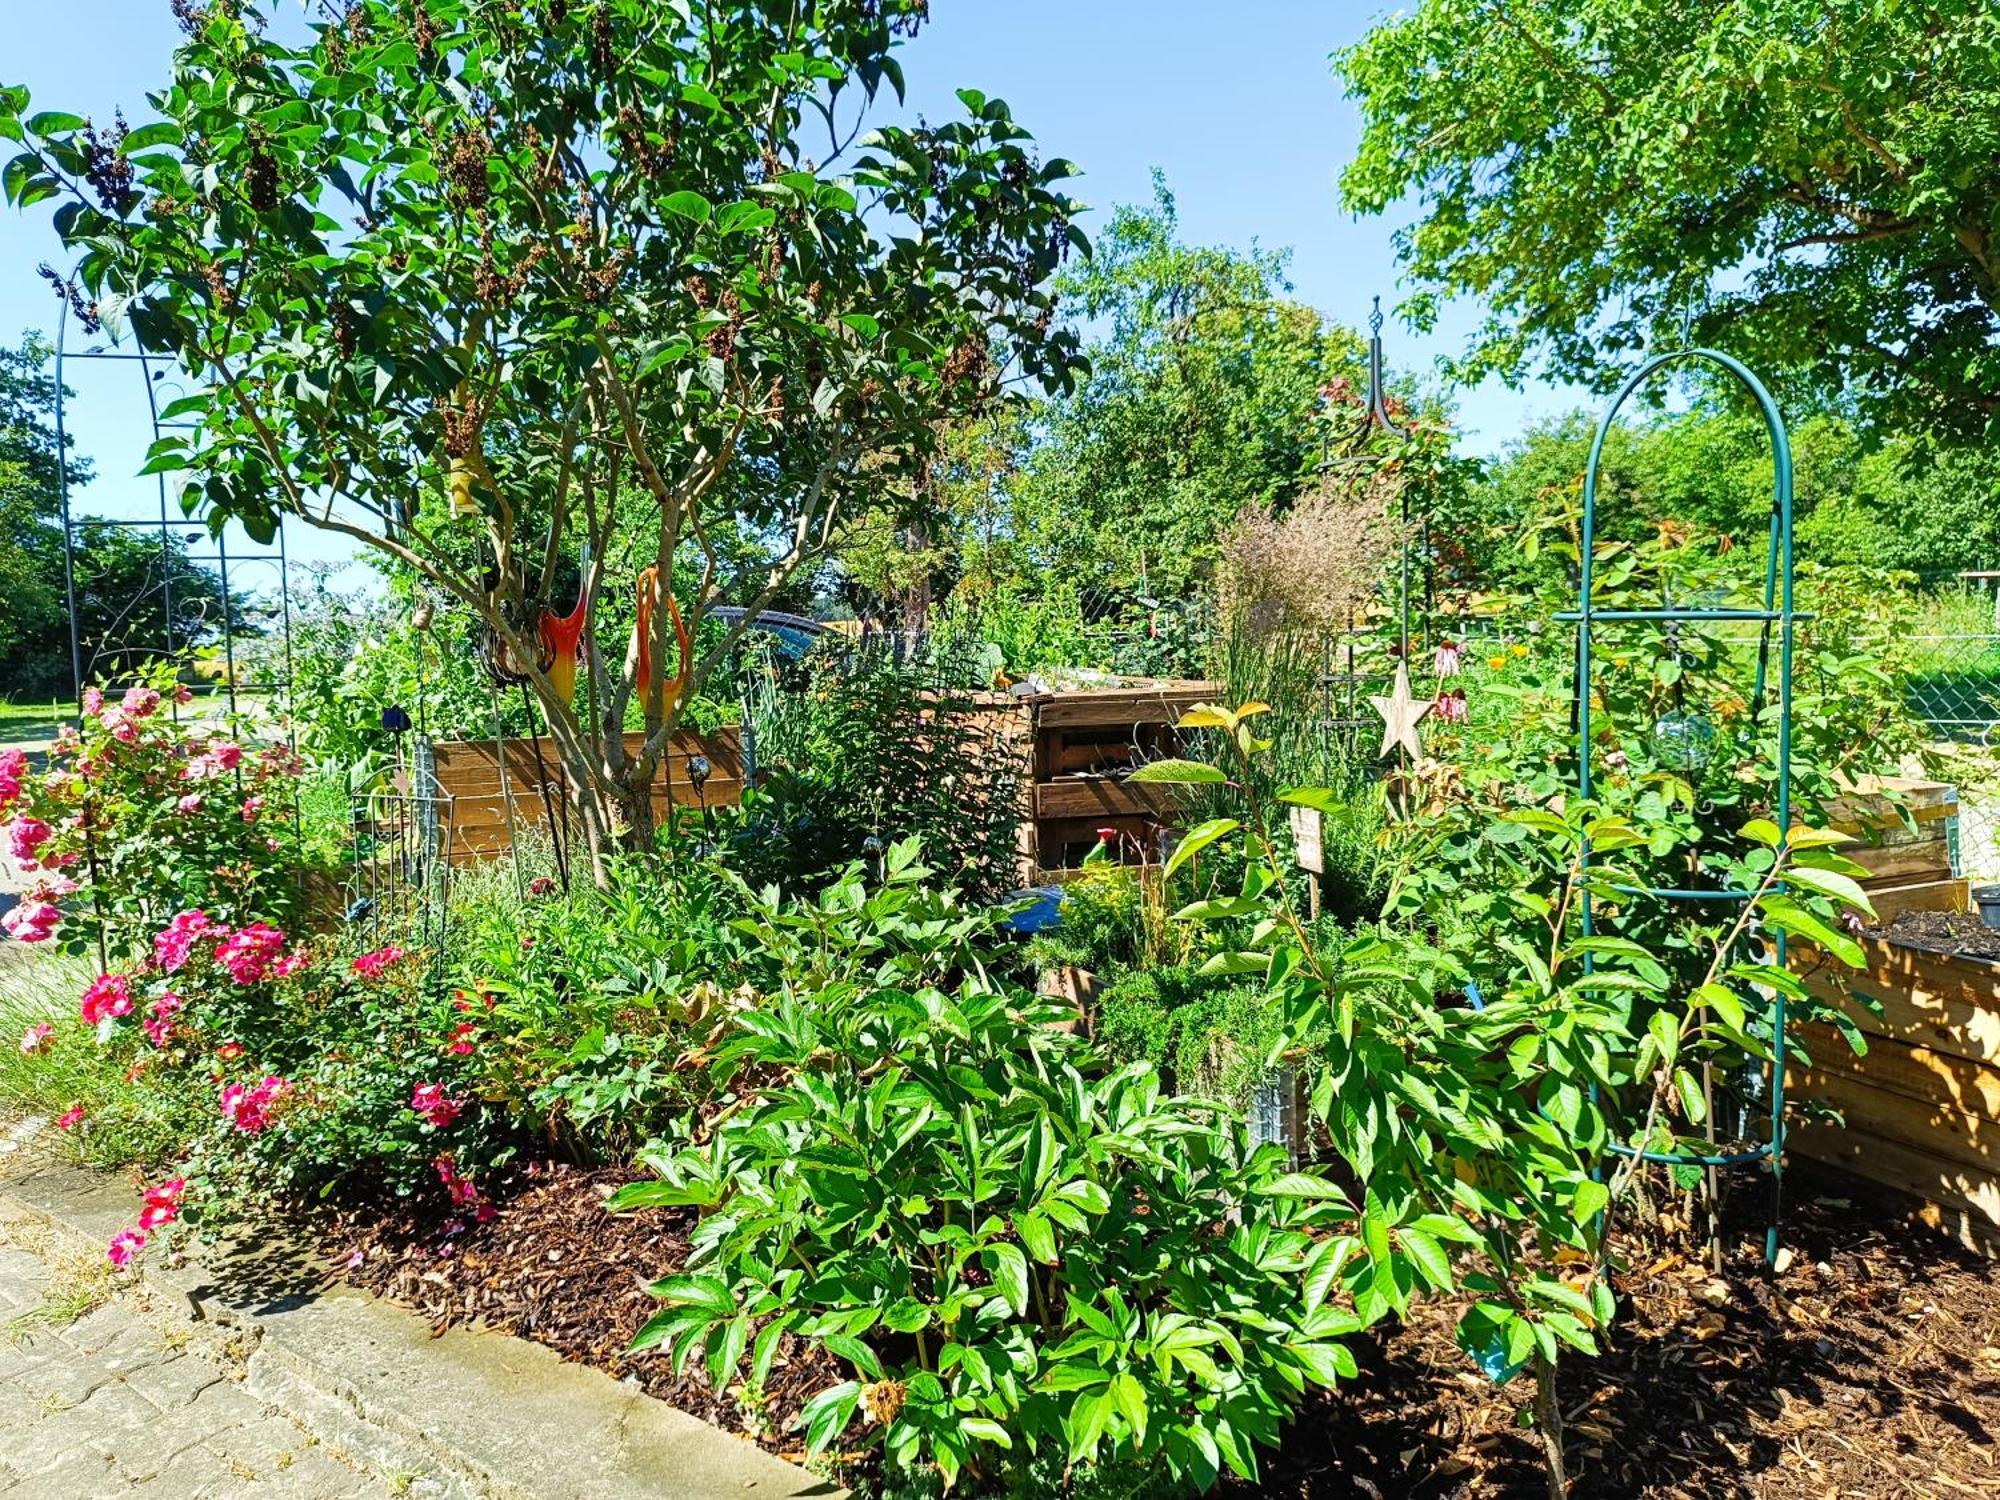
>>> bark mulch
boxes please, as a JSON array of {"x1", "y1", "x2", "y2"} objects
[{"x1": 326, "y1": 1161, "x2": 2000, "y2": 1499}]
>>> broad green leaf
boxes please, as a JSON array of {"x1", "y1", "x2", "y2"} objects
[
  {"x1": 1126, "y1": 758, "x2": 1227, "y2": 784},
  {"x1": 1164, "y1": 817, "x2": 1240, "y2": 879}
]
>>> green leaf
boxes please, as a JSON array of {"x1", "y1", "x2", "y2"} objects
[
  {"x1": 1397, "y1": 1226, "x2": 1454, "y2": 1290},
  {"x1": 960, "y1": 1416, "x2": 1012, "y2": 1448},
  {"x1": 986, "y1": 1241, "x2": 1030, "y2": 1318},
  {"x1": 1672, "y1": 1067, "x2": 1707, "y2": 1126},
  {"x1": 1572, "y1": 1177, "x2": 1609, "y2": 1225},
  {"x1": 1163, "y1": 817, "x2": 1240, "y2": 880},
  {"x1": 26, "y1": 111, "x2": 85, "y2": 136},
  {"x1": 1109, "y1": 1371, "x2": 1149, "y2": 1447},
  {"x1": 1126, "y1": 758, "x2": 1227, "y2": 785},
  {"x1": 1256, "y1": 1172, "x2": 1349, "y2": 1202},
  {"x1": 662, "y1": 190, "x2": 712, "y2": 223},
  {"x1": 1015, "y1": 1210, "x2": 1058, "y2": 1265},
  {"x1": 1781, "y1": 865, "x2": 1875, "y2": 918},
  {"x1": 800, "y1": 1381, "x2": 861, "y2": 1456},
  {"x1": 1277, "y1": 786, "x2": 1345, "y2": 814},
  {"x1": 1760, "y1": 896, "x2": 1864, "y2": 968}
]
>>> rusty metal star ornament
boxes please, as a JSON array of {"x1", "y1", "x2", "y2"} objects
[{"x1": 1370, "y1": 663, "x2": 1432, "y2": 763}]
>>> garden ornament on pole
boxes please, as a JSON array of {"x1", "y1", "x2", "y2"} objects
[{"x1": 1562, "y1": 346, "x2": 1799, "y2": 1268}]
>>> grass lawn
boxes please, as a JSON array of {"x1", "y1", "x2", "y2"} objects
[{"x1": 0, "y1": 700, "x2": 65, "y2": 742}]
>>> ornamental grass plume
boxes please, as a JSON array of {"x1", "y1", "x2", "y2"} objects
[{"x1": 1218, "y1": 467, "x2": 1400, "y2": 641}]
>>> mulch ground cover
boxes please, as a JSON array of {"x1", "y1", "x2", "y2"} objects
[{"x1": 327, "y1": 1161, "x2": 2000, "y2": 1499}]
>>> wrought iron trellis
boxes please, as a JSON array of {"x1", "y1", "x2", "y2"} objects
[
  {"x1": 51, "y1": 290, "x2": 300, "y2": 964},
  {"x1": 51, "y1": 296, "x2": 295, "y2": 721},
  {"x1": 1562, "y1": 347, "x2": 1799, "y2": 1267}
]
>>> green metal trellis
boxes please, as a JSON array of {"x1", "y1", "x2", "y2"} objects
[{"x1": 1563, "y1": 347, "x2": 1797, "y2": 1267}]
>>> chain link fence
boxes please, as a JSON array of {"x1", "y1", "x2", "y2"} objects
[{"x1": 1908, "y1": 574, "x2": 2000, "y2": 882}]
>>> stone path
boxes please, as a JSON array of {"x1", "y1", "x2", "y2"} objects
[{"x1": 0, "y1": 1208, "x2": 385, "y2": 1498}]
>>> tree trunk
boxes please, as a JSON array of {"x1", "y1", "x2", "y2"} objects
[{"x1": 1533, "y1": 1355, "x2": 1568, "y2": 1500}]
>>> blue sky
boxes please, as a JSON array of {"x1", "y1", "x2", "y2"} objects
[{"x1": 0, "y1": 1, "x2": 1584, "y2": 575}]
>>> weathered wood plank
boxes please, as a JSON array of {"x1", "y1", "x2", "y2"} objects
[
  {"x1": 1792, "y1": 1023, "x2": 2000, "y2": 1122},
  {"x1": 1791, "y1": 1064, "x2": 2000, "y2": 1178},
  {"x1": 1789, "y1": 1120, "x2": 2000, "y2": 1234}
]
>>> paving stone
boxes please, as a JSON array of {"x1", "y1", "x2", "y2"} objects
[
  {"x1": 120, "y1": 1347, "x2": 230, "y2": 1411},
  {"x1": 2, "y1": 1447, "x2": 129, "y2": 1499}
]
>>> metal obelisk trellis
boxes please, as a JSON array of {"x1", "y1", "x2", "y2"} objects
[{"x1": 1564, "y1": 347, "x2": 1798, "y2": 1267}]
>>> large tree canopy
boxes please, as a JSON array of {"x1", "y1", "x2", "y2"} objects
[
  {"x1": 1338, "y1": 1, "x2": 2000, "y2": 442},
  {"x1": 3, "y1": 0, "x2": 1085, "y2": 867}
]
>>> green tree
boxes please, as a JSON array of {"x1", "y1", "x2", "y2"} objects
[
  {"x1": 3, "y1": 0, "x2": 1084, "y2": 874},
  {"x1": 1338, "y1": 1, "x2": 2000, "y2": 442},
  {"x1": 0, "y1": 332, "x2": 83, "y2": 697},
  {"x1": 1006, "y1": 177, "x2": 1369, "y2": 598}
]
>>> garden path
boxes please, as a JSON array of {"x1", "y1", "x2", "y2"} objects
[{"x1": 0, "y1": 1203, "x2": 388, "y2": 1498}]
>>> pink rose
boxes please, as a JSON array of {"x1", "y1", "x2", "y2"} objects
[
  {"x1": 56, "y1": 1104, "x2": 85, "y2": 1130},
  {"x1": 219, "y1": 1075, "x2": 288, "y2": 1134},
  {"x1": 81, "y1": 687, "x2": 104, "y2": 717},
  {"x1": 351, "y1": 944, "x2": 408, "y2": 981},
  {"x1": 106, "y1": 1228, "x2": 147, "y2": 1267},
  {"x1": 215, "y1": 923, "x2": 286, "y2": 985},
  {"x1": 6, "y1": 817, "x2": 53, "y2": 869},
  {"x1": 240, "y1": 796, "x2": 265, "y2": 823},
  {"x1": 3, "y1": 900, "x2": 61, "y2": 944},
  {"x1": 19, "y1": 1022, "x2": 54, "y2": 1055},
  {"x1": 411, "y1": 1083, "x2": 462, "y2": 1129},
  {"x1": 121, "y1": 686, "x2": 161, "y2": 719},
  {"x1": 176, "y1": 793, "x2": 204, "y2": 816},
  {"x1": 154, "y1": 911, "x2": 216, "y2": 974},
  {"x1": 80, "y1": 973, "x2": 135, "y2": 1027}
]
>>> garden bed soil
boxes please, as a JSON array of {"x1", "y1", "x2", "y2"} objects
[
  {"x1": 327, "y1": 1162, "x2": 2000, "y2": 1499},
  {"x1": 1876, "y1": 908, "x2": 2000, "y2": 962}
]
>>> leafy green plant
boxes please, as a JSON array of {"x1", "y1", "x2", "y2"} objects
[
  {"x1": 1137, "y1": 703, "x2": 1877, "y2": 1497},
  {"x1": 613, "y1": 841, "x2": 1359, "y2": 1494}
]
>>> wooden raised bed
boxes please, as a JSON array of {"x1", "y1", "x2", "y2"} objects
[
  {"x1": 430, "y1": 728, "x2": 744, "y2": 863},
  {"x1": 1784, "y1": 776, "x2": 2000, "y2": 1252},
  {"x1": 1012, "y1": 679, "x2": 1218, "y2": 880}
]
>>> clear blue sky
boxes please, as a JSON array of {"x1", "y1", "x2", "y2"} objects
[{"x1": 0, "y1": 1, "x2": 1584, "y2": 575}]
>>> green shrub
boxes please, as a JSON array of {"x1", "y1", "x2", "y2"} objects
[{"x1": 613, "y1": 841, "x2": 1358, "y2": 1494}]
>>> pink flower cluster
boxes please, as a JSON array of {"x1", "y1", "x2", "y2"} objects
[
  {"x1": 144, "y1": 994, "x2": 184, "y2": 1048},
  {"x1": 432, "y1": 1154, "x2": 494, "y2": 1223},
  {"x1": 219, "y1": 1075, "x2": 289, "y2": 1134},
  {"x1": 19, "y1": 1022, "x2": 53, "y2": 1055},
  {"x1": 0, "y1": 748, "x2": 27, "y2": 815},
  {"x1": 216, "y1": 923, "x2": 288, "y2": 985},
  {"x1": 351, "y1": 944, "x2": 408, "y2": 981},
  {"x1": 3, "y1": 895, "x2": 62, "y2": 944},
  {"x1": 181, "y1": 741, "x2": 244, "y2": 781},
  {"x1": 155, "y1": 910, "x2": 217, "y2": 973},
  {"x1": 107, "y1": 1177, "x2": 188, "y2": 1267},
  {"x1": 80, "y1": 973, "x2": 135, "y2": 1027},
  {"x1": 5, "y1": 816, "x2": 53, "y2": 870},
  {"x1": 411, "y1": 1082, "x2": 462, "y2": 1129},
  {"x1": 1432, "y1": 689, "x2": 1469, "y2": 726}
]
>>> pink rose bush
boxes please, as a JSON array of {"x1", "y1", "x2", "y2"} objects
[{"x1": 0, "y1": 668, "x2": 307, "y2": 956}]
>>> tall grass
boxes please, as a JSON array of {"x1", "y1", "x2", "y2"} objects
[{"x1": 0, "y1": 952, "x2": 199, "y2": 1169}]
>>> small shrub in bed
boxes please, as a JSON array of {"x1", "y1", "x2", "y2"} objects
[{"x1": 614, "y1": 840, "x2": 1360, "y2": 1494}]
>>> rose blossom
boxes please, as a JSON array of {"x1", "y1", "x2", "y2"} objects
[
  {"x1": 216, "y1": 923, "x2": 287, "y2": 985},
  {"x1": 3, "y1": 900, "x2": 61, "y2": 944},
  {"x1": 0, "y1": 748, "x2": 26, "y2": 814},
  {"x1": 107, "y1": 1229, "x2": 147, "y2": 1267},
  {"x1": 6, "y1": 817, "x2": 53, "y2": 869},
  {"x1": 219, "y1": 1075, "x2": 288, "y2": 1134},
  {"x1": 19, "y1": 1022, "x2": 54, "y2": 1055},
  {"x1": 240, "y1": 795, "x2": 265, "y2": 823},
  {"x1": 82, "y1": 687, "x2": 104, "y2": 717},
  {"x1": 144, "y1": 994, "x2": 184, "y2": 1048},
  {"x1": 176, "y1": 793, "x2": 204, "y2": 816},
  {"x1": 154, "y1": 910, "x2": 216, "y2": 974},
  {"x1": 80, "y1": 973, "x2": 135, "y2": 1026},
  {"x1": 121, "y1": 686, "x2": 161, "y2": 719},
  {"x1": 411, "y1": 1083, "x2": 462, "y2": 1129},
  {"x1": 351, "y1": 945, "x2": 407, "y2": 981},
  {"x1": 136, "y1": 1177, "x2": 187, "y2": 1232},
  {"x1": 56, "y1": 1104, "x2": 85, "y2": 1130}
]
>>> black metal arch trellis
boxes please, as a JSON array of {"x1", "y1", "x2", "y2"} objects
[{"x1": 51, "y1": 292, "x2": 295, "y2": 722}]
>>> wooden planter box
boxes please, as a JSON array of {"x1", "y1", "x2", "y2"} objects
[
  {"x1": 429, "y1": 728, "x2": 744, "y2": 864},
  {"x1": 1787, "y1": 929, "x2": 2000, "y2": 1256}
]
